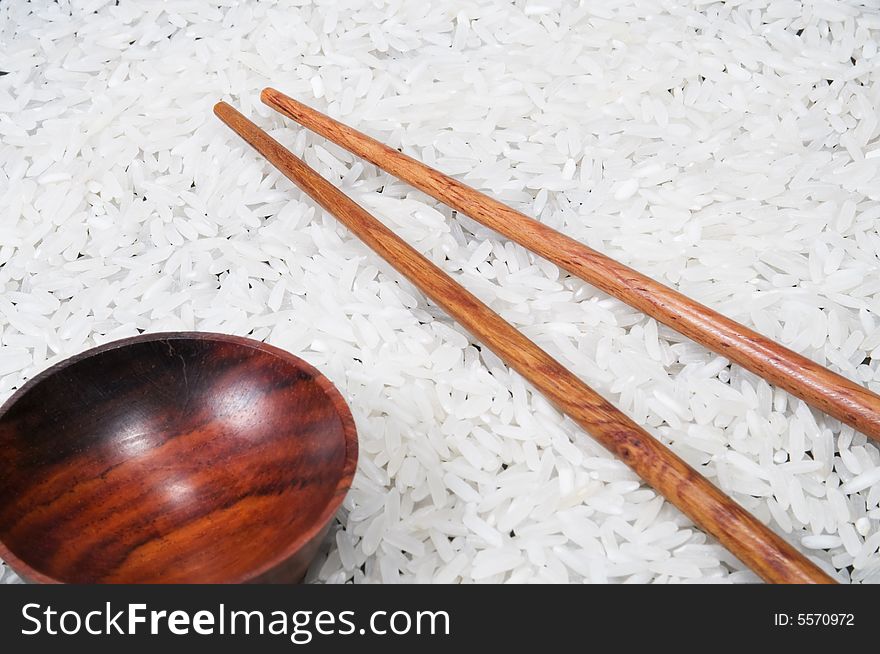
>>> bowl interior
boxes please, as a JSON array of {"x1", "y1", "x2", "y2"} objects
[{"x1": 0, "y1": 334, "x2": 355, "y2": 583}]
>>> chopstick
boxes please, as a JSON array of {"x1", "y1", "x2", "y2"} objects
[
  {"x1": 214, "y1": 100, "x2": 834, "y2": 584},
  {"x1": 260, "y1": 87, "x2": 880, "y2": 445}
]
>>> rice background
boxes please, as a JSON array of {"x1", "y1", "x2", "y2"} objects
[{"x1": 2, "y1": 0, "x2": 880, "y2": 584}]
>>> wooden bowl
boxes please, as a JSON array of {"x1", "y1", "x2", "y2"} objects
[{"x1": 0, "y1": 332, "x2": 357, "y2": 584}]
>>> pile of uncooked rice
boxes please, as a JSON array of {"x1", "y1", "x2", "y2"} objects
[{"x1": 2, "y1": 0, "x2": 880, "y2": 584}]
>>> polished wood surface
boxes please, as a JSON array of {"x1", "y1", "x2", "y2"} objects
[
  {"x1": 0, "y1": 332, "x2": 358, "y2": 584},
  {"x1": 261, "y1": 87, "x2": 880, "y2": 445},
  {"x1": 216, "y1": 101, "x2": 834, "y2": 584}
]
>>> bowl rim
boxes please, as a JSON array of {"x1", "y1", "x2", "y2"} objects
[{"x1": 0, "y1": 331, "x2": 359, "y2": 584}]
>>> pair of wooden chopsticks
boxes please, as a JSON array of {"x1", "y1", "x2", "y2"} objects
[
  {"x1": 260, "y1": 89, "x2": 880, "y2": 445},
  {"x1": 215, "y1": 92, "x2": 839, "y2": 583}
]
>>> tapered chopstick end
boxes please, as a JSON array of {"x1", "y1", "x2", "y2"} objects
[
  {"x1": 261, "y1": 87, "x2": 280, "y2": 105},
  {"x1": 213, "y1": 101, "x2": 233, "y2": 120}
]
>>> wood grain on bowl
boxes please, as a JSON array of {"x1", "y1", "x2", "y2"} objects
[{"x1": 0, "y1": 333, "x2": 358, "y2": 584}]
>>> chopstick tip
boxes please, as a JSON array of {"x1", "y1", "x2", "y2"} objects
[{"x1": 261, "y1": 87, "x2": 278, "y2": 104}]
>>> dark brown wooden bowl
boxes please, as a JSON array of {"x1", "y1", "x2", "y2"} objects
[{"x1": 0, "y1": 332, "x2": 358, "y2": 584}]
